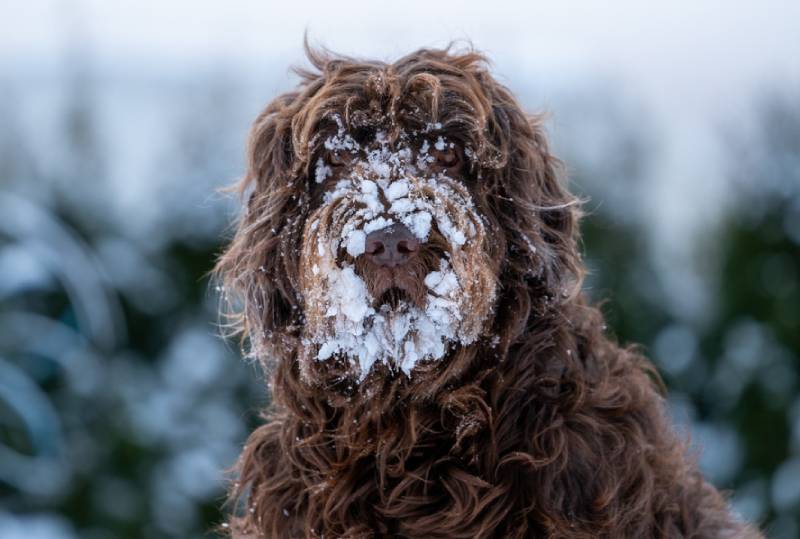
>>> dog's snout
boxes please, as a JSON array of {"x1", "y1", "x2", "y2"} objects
[{"x1": 364, "y1": 224, "x2": 419, "y2": 268}]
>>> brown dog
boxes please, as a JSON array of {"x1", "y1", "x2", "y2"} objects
[{"x1": 215, "y1": 42, "x2": 762, "y2": 538}]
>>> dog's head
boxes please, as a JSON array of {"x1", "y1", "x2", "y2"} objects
[{"x1": 217, "y1": 43, "x2": 582, "y2": 390}]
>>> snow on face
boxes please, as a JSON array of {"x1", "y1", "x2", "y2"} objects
[
  {"x1": 299, "y1": 118, "x2": 492, "y2": 381},
  {"x1": 313, "y1": 257, "x2": 465, "y2": 379}
]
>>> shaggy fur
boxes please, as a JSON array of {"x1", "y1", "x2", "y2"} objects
[{"x1": 215, "y1": 42, "x2": 762, "y2": 538}]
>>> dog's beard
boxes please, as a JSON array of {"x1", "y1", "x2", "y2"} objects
[
  {"x1": 298, "y1": 129, "x2": 496, "y2": 382},
  {"x1": 308, "y1": 257, "x2": 463, "y2": 378}
]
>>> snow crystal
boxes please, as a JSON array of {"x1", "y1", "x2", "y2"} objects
[
  {"x1": 416, "y1": 143, "x2": 435, "y2": 169},
  {"x1": 363, "y1": 216, "x2": 394, "y2": 234},
  {"x1": 318, "y1": 265, "x2": 372, "y2": 335},
  {"x1": 345, "y1": 229, "x2": 366, "y2": 257},
  {"x1": 424, "y1": 259, "x2": 460, "y2": 296},
  {"x1": 388, "y1": 197, "x2": 415, "y2": 215},
  {"x1": 406, "y1": 211, "x2": 432, "y2": 241},
  {"x1": 385, "y1": 179, "x2": 409, "y2": 201},
  {"x1": 315, "y1": 158, "x2": 332, "y2": 183},
  {"x1": 323, "y1": 115, "x2": 359, "y2": 153}
]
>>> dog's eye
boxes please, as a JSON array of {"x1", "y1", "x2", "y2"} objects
[
  {"x1": 433, "y1": 146, "x2": 461, "y2": 168},
  {"x1": 327, "y1": 151, "x2": 353, "y2": 167},
  {"x1": 352, "y1": 126, "x2": 375, "y2": 145}
]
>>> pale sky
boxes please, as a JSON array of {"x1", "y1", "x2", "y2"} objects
[
  {"x1": 5, "y1": 1, "x2": 799, "y2": 90},
  {"x1": 5, "y1": 0, "x2": 799, "y2": 142}
]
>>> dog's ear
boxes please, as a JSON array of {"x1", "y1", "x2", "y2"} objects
[
  {"x1": 508, "y1": 109, "x2": 583, "y2": 294},
  {"x1": 214, "y1": 87, "x2": 316, "y2": 361},
  {"x1": 475, "y1": 75, "x2": 584, "y2": 339},
  {"x1": 214, "y1": 41, "x2": 361, "y2": 363}
]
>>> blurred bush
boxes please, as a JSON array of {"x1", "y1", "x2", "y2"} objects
[
  {"x1": 571, "y1": 89, "x2": 800, "y2": 537},
  {"x1": 0, "y1": 63, "x2": 265, "y2": 538}
]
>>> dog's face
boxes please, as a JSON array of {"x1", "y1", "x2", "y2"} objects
[
  {"x1": 217, "y1": 46, "x2": 582, "y2": 390},
  {"x1": 299, "y1": 117, "x2": 497, "y2": 380}
]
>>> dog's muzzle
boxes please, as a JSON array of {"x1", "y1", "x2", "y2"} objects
[{"x1": 297, "y1": 149, "x2": 497, "y2": 382}]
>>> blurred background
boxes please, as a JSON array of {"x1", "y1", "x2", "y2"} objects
[{"x1": 1, "y1": 1, "x2": 798, "y2": 537}]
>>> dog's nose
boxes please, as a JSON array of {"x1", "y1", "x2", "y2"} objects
[{"x1": 364, "y1": 224, "x2": 419, "y2": 268}]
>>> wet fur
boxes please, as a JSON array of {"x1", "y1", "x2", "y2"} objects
[{"x1": 215, "y1": 42, "x2": 762, "y2": 538}]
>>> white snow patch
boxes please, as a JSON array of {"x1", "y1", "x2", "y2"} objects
[
  {"x1": 363, "y1": 216, "x2": 394, "y2": 234},
  {"x1": 315, "y1": 158, "x2": 332, "y2": 183},
  {"x1": 311, "y1": 258, "x2": 468, "y2": 379},
  {"x1": 345, "y1": 229, "x2": 366, "y2": 257},
  {"x1": 406, "y1": 211, "x2": 432, "y2": 241},
  {"x1": 424, "y1": 259, "x2": 460, "y2": 296},
  {"x1": 385, "y1": 179, "x2": 409, "y2": 201}
]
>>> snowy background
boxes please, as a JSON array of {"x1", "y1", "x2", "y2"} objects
[{"x1": 1, "y1": 1, "x2": 799, "y2": 537}]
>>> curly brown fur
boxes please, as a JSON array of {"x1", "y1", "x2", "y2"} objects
[{"x1": 215, "y1": 41, "x2": 763, "y2": 538}]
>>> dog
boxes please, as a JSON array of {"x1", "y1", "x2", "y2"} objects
[{"x1": 215, "y1": 42, "x2": 762, "y2": 538}]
